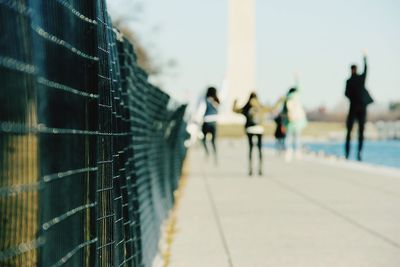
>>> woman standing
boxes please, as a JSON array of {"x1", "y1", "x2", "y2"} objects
[
  {"x1": 283, "y1": 87, "x2": 307, "y2": 161},
  {"x1": 202, "y1": 87, "x2": 220, "y2": 162},
  {"x1": 233, "y1": 92, "x2": 282, "y2": 176}
]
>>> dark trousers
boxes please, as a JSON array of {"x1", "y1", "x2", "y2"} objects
[
  {"x1": 247, "y1": 133, "x2": 262, "y2": 160},
  {"x1": 202, "y1": 122, "x2": 217, "y2": 156},
  {"x1": 345, "y1": 106, "x2": 367, "y2": 159},
  {"x1": 247, "y1": 133, "x2": 263, "y2": 174}
]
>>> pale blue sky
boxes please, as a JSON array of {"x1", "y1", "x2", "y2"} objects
[{"x1": 108, "y1": 0, "x2": 400, "y2": 109}]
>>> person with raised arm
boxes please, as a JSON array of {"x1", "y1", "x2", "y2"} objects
[
  {"x1": 344, "y1": 50, "x2": 374, "y2": 161},
  {"x1": 233, "y1": 92, "x2": 284, "y2": 176}
]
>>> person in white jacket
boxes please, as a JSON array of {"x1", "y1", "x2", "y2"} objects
[{"x1": 283, "y1": 87, "x2": 307, "y2": 161}]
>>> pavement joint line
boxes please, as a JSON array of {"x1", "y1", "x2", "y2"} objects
[
  {"x1": 298, "y1": 156, "x2": 400, "y2": 199},
  {"x1": 202, "y1": 170, "x2": 235, "y2": 267},
  {"x1": 267, "y1": 176, "x2": 400, "y2": 249},
  {"x1": 329, "y1": 173, "x2": 400, "y2": 200},
  {"x1": 285, "y1": 158, "x2": 400, "y2": 200}
]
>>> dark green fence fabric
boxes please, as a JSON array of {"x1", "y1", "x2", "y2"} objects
[{"x1": 0, "y1": 1, "x2": 188, "y2": 266}]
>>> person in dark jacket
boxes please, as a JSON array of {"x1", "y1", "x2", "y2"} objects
[
  {"x1": 274, "y1": 111, "x2": 286, "y2": 152},
  {"x1": 345, "y1": 52, "x2": 374, "y2": 161}
]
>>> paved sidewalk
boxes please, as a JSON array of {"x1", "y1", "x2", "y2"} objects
[{"x1": 169, "y1": 139, "x2": 400, "y2": 267}]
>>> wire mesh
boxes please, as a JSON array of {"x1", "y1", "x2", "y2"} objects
[{"x1": 0, "y1": 0, "x2": 188, "y2": 266}]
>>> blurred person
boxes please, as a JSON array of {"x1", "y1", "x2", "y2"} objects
[
  {"x1": 233, "y1": 92, "x2": 283, "y2": 176},
  {"x1": 283, "y1": 87, "x2": 307, "y2": 161},
  {"x1": 274, "y1": 111, "x2": 286, "y2": 153},
  {"x1": 202, "y1": 87, "x2": 220, "y2": 162},
  {"x1": 344, "y1": 51, "x2": 373, "y2": 161}
]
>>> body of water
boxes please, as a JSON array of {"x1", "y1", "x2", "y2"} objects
[
  {"x1": 304, "y1": 140, "x2": 400, "y2": 169},
  {"x1": 264, "y1": 140, "x2": 400, "y2": 169}
]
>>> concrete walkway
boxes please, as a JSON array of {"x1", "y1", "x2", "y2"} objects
[{"x1": 168, "y1": 139, "x2": 400, "y2": 267}]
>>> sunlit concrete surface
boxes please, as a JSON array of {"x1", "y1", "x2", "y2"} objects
[{"x1": 169, "y1": 139, "x2": 400, "y2": 267}]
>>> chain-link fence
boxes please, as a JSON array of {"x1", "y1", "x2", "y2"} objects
[{"x1": 0, "y1": 1, "x2": 188, "y2": 266}]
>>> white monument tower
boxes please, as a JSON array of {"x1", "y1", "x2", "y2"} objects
[{"x1": 224, "y1": 0, "x2": 256, "y2": 115}]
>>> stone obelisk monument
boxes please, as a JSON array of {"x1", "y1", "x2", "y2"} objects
[{"x1": 223, "y1": 0, "x2": 255, "y2": 118}]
